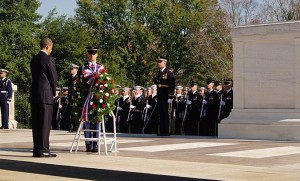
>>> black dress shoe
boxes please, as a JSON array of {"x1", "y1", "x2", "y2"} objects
[
  {"x1": 86, "y1": 148, "x2": 92, "y2": 152},
  {"x1": 91, "y1": 148, "x2": 98, "y2": 153},
  {"x1": 157, "y1": 133, "x2": 170, "y2": 136},
  {"x1": 34, "y1": 153, "x2": 57, "y2": 158}
]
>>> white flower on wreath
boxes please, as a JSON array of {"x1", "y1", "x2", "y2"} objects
[
  {"x1": 89, "y1": 110, "x2": 93, "y2": 114},
  {"x1": 78, "y1": 95, "x2": 81, "y2": 98},
  {"x1": 106, "y1": 77, "x2": 110, "y2": 80},
  {"x1": 107, "y1": 103, "x2": 110, "y2": 106},
  {"x1": 99, "y1": 99, "x2": 103, "y2": 103},
  {"x1": 104, "y1": 83, "x2": 108, "y2": 87},
  {"x1": 100, "y1": 74, "x2": 103, "y2": 77},
  {"x1": 99, "y1": 90, "x2": 103, "y2": 93},
  {"x1": 105, "y1": 93, "x2": 109, "y2": 97},
  {"x1": 95, "y1": 83, "x2": 99, "y2": 86}
]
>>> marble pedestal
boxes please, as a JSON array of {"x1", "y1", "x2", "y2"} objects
[{"x1": 219, "y1": 21, "x2": 300, "y2": 141}]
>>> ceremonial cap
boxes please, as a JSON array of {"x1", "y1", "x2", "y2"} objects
[
  {"x1": 62, "y1": 87, "x2": 68, "y2": 91},
  {"x1": 206, "y1": 79, "x2": 215, "y2": 84},
  {"x1": 157, "y1": 57, "x2": 167, "y2": 63},
  {"x1": 151, "y1": 84, "x2": 157, "y2": 89},
  {"x1": 200, "y1": 87, "x2": 206, "y2": 90},
  {"x1": 224, "y1": 79, "x2": 233, "y2": 85},
  {"x1": 134, "y1": 85, "x2": 142, "y2": 89},
  {"x1": 122, "y1": 87, "x2": 131, "y2": 91},
  {"x1": 190, "y1": 82, "x2": 198, "y2": 87},
  {"x1": 176, "y1": 86, "x2": 183, "y2": 90},
  {"x1": 0, "y1": 69, "x2": 9, "y2": 73},
  {"x1": 70, "y1": 63, "x2": 79, "y2": 69},
  {"x1": 215, "y1": 81, "x2": 222, "y2": 86},
  {"x1": 85, "y1": 46, "x2": 98, "y2": 55}
]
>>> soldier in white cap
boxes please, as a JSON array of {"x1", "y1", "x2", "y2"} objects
[
  {"x1": 0, "y1": 69, "x2": 12, "y2": 129},
  {"x1": 68, "y1": 63, "x2": 79, "y2": 132}
]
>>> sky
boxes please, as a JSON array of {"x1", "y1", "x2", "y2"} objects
[{"x1": 36, "y1": 0, "x2": 78, "y2": 18}]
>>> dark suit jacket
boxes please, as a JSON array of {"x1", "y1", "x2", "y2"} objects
[{"x1": 30, "y1": 51, "x2": 57, "y2": 104}]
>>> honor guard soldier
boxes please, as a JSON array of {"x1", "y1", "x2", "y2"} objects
[
  {"x1": 201, "y1": 80, "x2": 220, "y2": 136},
  {"x1": 184, "y1": 82, "x2": 202, "y2": 135},
  {"x1": 52, "y1": 87, "x2": 61, "y2": 130},
  {"x1": 77, "y1": 46, "x2": 104, "y2": 152},
  {"x1": 129, "y1": 86, "x2": 145, "y2": 133},
  {"x1": 60, "y1": 87, "x2": 71, "y2": 130},
  {"x1": 154, "y1": 58, "x2": 175, "y2": 136},
  {"x1": 215, "y1": 81, "x2": 226, "y2": 123},
  {"x1": 143, "y1": 85, "x2": 159, "y2": 134},
  {"x1": 0, "y1": 69, "x2": 12, "y2": 129},
  {"x1": 116, "y1": 87, "x2": 131, "y2": 133},
  {"x1": 172, "y1": 86, "x2": 186, "y2": 135},
  {"x1": 223, "y1": 79, "x2": 233, "y2": 119},
  {"x1": 68, "y1": 63, "x2": 79, "y2": 132}
]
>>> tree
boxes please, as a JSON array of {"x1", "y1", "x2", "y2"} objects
[
  {"x1": 0, "y1": 0, "x2": 41, "y2": 93},
  {"x1": 39, "y1": 10, "x2": 94, "y2": 87}
]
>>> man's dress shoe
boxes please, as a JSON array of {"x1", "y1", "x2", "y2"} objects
[{"x1": 34, "y1": 153, "x2": 57, "y2": 158}]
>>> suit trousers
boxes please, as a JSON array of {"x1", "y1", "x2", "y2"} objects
[{"x1": 31, "y1": 103, "x2": 53, "y2": 155}]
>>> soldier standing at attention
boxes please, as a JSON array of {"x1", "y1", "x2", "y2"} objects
[
  {"x1": 0, "y1": 69, "x2": 12, "y2": 129},
  {"x1": 154, "y1": 58, "x2": 175, "y2": 136},
  {"x1": 68, "y1": 63, "x2": 79, "y2": 132}
]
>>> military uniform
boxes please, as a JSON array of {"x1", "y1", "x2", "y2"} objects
[
  {"x1": 0, "y1": 69, "x2": 12, "y2": 129},
  {"x1": 68, "y1": 63, "x2": 79, "y2": 132},
  {"x1": 201, "y1": 80, "x2": 220, "y2": 136},
  {"x1": 129, "y1": 87, "x2": 145, "y2": 133},
  {"x1": 185, "y1": 83, "x2": 202, "y2": 136},
  {"x1": 154, "y1": 58, "x2": 175, "y2": 136},
  {"x1": 116, "y1": 90, "x2": 130, "y2": 133},
  {"x1": 223, "y1": 80, "x2": 233, "y2": 119},
  {"x1": 143, "y1": 88, "x2": 158, "y2": 134},
  {"x1": 77, "y1": 46, "x2": 104, "y2": 152},
  {"x1": 172, "y1": 86, "x2": 186, "y2": 135}
]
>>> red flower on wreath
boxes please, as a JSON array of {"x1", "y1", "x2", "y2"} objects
[
  {"x1": 102, "y1": 80, "x2": 106, "y2": 84},
  {"x1": 103, "y1": 95, "x2": 107, "y2": 99},
  {"x1": 102, "y1": 103, "x2": 106, "y2": 108},
  {"x1": 110, "y1": 79, "x2": 114, "y2": 83},
  {"x1": 95, "y1": 94, "x2": 100, "y2": 100},
  {"x1": 91, "y1": 103, "x2": 97, "y2": 109},
  {"x1": 100, "y1": 85, "x2": 105, "y2": 90},
  {"x1": 100, "y1": 69, "x2": 106, "y2": 74},
  {"x1": 94, "y1": 73, "x2": 99, "y2": 78},
  {"x1": 109, "y1": 89, "x2": 113, "y2": 93}
]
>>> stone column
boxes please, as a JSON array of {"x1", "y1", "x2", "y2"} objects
[{"x1": 219, "y1": 21, "x2": 300, "y2": 141}]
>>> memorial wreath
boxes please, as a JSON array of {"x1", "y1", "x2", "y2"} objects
[{"x1": 72, "y1": 67, "x2": 117, "y2": 123}]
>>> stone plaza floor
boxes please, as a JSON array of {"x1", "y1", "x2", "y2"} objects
[{"x1": 0, "y1": 129, "x2": 300, "y2": 180}]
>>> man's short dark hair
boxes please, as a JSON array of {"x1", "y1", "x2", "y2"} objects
[{"x1": 40, "y1": 37, "x2": 53, "y2": 49}]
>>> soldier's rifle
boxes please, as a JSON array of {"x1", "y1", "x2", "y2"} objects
[
  {"x1": 198, "y1": 95, "x2": 206, "y2": 136},
  {"x1": 168, "y1": 100, "x2": 173, "y2": 134},
  {"x1": 126, "y1": 91, "x2": 133, "y2": 133},
  {"x1": 218, "y1": 93, "x2": 223, "y2": 121},
  {"x1": 142, "y1": 98, "x2": 149, "y2": 134},
  {"x1": 142, "y1": 97, "x2": 157, "y2": 132},
  {"x1": 181, "y1": 94, "x2": 189, "y2": 135}
]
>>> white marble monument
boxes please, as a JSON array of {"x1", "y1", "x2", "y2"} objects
[{"x1": 219, "y1": 21, "x2": 300, "y2": 141}]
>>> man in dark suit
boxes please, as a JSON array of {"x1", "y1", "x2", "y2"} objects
[
  {"x1": 0, "y1": 68, "x2": 12, "y2": 129},
  {"x1": 30, "y1": 37, "x2": 57, "y2": 158},
  {"x1": 154, "y1": 58, "x2": 175, "y2": 136}
]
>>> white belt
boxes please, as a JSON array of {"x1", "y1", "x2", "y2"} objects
[{"x1": 1, "y1": 91, "x2": 8, "y2": 93}]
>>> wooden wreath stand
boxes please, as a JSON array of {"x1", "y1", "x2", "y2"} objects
[{"x1": 70, "y1": 111, "x2": 118, "y2": 155}]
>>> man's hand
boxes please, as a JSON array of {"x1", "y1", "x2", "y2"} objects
[{"x1": 168, "y1": 99, "x2": 173, "y2": 103}]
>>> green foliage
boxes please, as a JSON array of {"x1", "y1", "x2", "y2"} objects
[{"x1": 0, "y1": 0, "x2": 41, "y2": 93}]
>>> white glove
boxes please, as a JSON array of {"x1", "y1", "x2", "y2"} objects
[
  {"x1": 186, "y1": 100, "x2": 192, "y2": 105},
  {"x1": 168, "y1": 99, "x2": 173, "y2": 103},
  {"x1": 130, "y1": 105, "x2": 136, "y2": 109},
  {"x1": 202, "y1": 100, "x2": 207, "y2": 104},
  {"x1": 146, "y1": 104, "x2": 152, "y2": 109},
  {"x1": 117, "y1": 107, "x2": 123, "y2": 111},
  {"x1": 220, "y1": 101, "x2": 225, "y2": 106},
  {"x1": 59, "y1": 105, "x2": 63, "y2": 109}
]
